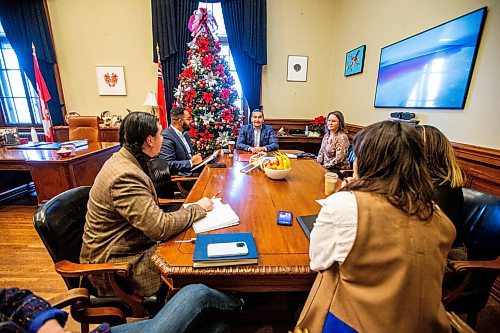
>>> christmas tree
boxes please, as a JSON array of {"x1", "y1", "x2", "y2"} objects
[{"x1": 174, "y1": 8, "x2": 242, "y2": 155}]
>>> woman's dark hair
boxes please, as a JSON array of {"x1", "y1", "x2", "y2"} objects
[
  {"x1": 326, "y1": 110, "x2": 346, "y2": 133},
  {"x1": 119, "y1": 111, "x2": 159, "y2": 174},
  {"x1": 345, "y1": 121, "x2": 435, "y2": 220}
]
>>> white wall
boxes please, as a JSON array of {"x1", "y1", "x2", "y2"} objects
[
  {"x1": 328, "y1": 0, "x2": 500, "y2": 149},
  {"x1": 47, "y1": 0, "x2": 156, "y2": 117},
  {"x1": 262, "y1": 0, "x2": 336, "y2": 119}
]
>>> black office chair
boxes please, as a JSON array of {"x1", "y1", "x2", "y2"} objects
[
  {"x1": 443, "y1": 188, "x2": 500, "y2": 328},
  {"x1": 33, "y1": 186, "x2": 163, "y2": 332}
]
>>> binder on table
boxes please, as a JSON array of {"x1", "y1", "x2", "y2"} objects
[
  {"x1": 193, "y1": 232, "x2": 258, "y2": 268},
  {"x1": 296, "y1": 214, "x2": 318, "y2": 240}
]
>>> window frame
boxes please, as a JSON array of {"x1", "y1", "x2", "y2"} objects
[{"x1": 0, "y1": 24, "x2": 41, "y2": 128}]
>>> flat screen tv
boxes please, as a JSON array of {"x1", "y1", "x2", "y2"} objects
[{"x1": 374, "y1": 7, "x2": 487, "y2": 109}]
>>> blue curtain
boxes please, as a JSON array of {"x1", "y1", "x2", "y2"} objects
[
  {"x1": 221, "y1": 0, "x2": 267, "y2": 115},
  {"x1": 152, "y1": 0, "x2": 199, "y2": 121},
  {"x1": 151, "y1": 0, "x2": 267, "y2": 120},
  {"x1": 0, "y1": 0, "x2": 63, "y2": 125}
]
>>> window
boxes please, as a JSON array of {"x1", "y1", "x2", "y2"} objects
[
  {"x1": 0, "y1": 20, "x2": 40, "y2": 126},
  {"x1": 198, "y1": 2, "x2": 243, "y2": 111}
]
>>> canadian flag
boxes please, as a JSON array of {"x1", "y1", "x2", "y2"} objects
[
  {"x1": 32, "y1": 44, "x2": 54, "y2": 142},
  {"x1": 157, "y1": 46, "x2": 168, "y2": 129}
]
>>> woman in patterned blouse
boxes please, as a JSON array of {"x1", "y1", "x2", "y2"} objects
[{"x1": 316, "y1": 111, "x2": 350, "y2": 171}]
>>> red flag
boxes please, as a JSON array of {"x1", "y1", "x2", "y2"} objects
[
  {"x1": 157, "y1": 59, "x2": 168, "y2": 129},
  {"x1": 33, "y1": 46, "x2": 54, "y2": 142}
]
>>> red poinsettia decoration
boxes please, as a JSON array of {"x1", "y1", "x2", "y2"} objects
[
  {"x1": 202, "y1": 54, "x2": 214, "y2": 68},
  {"x1": 309, "y1": 116, "x2": 326, "y2": 135}
]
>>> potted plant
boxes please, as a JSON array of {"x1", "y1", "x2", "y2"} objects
[{"x1": 309, "y1": 116, "x2": 326, "y2": 136}]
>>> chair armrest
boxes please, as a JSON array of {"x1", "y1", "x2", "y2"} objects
[
  {"x1": 55, "y1": 260, "x2": 130, "y2": 277},
  {"x1": 171, "y1": 175, "x2": 198, "y2": 196},
  {"x1": 48, "y1": 288, "x2": 90, "y2": 309},
  {"x1": 171, "y1": 175, "x2": 198, "y2": 182},
  {"x1": 451, "y1": 257, "x2": 500, "y2": 272},
  {"x1": 158, "y1": 198, "x2": 186, "y2": 205},
  {"x1": 446, "y1": 311, "x2": 476, "y2": 333}
]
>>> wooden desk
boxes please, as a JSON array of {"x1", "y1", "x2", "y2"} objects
[
  {"x1": 153, "y1": 151, "x2": 326, "y2": 292},
  {"x1": 0, "y1": 142, "x2": 119, "y2": 205}
]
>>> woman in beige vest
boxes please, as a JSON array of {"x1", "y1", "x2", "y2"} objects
[{"x1": 296, "y1": 121, "x2": 456, "y2": 333}]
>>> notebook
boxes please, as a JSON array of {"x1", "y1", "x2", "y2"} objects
[
  {"x1": 190, "y1": 198, "x2": 239, "y2": 233},
  {"x1": 191, "y1": 150, "x2": 219, "y2": 172},
  {"x1": 296, "y1": 214, "x2": 318, "y2": 240},
  {"x1": 193, "y1": 232, "x2": 258, "y2": 268}
]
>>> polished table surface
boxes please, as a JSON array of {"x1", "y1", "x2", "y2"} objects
[
  {"x1": 153, "y1": 150, "x2": 327, "y2": 292},
  {"x1": 0, "y1": 142, "x2": 119, "y2": 204},
  {"x1": 0, "y1": 142, "x2": 119, "y2": 163}
]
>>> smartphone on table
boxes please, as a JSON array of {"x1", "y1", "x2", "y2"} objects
[
  {"x1": 277, "y1": 211, "x2": 293, "y2": 226},
  {"x1": 207, "y1": 242, "x2": 248, "y2": 257}
]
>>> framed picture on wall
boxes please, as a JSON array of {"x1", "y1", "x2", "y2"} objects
[
  {"x1": 95, "y1": 66, "x2": 127, "y2": 95},
  {"x1": 287, "y1": 55, "x2": 308, "y2": 82},
  {"x1": 344, "y1": 45, "x2": 366, "y2": 76}
]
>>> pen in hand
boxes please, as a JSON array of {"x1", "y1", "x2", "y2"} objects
[{"x1": 211, "y1": 190, "x2": 221, "y2": 200}]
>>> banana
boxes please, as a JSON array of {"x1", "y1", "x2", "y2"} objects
[{"x1": 276, "y1": 155, "x2": 284, "y2": 170}]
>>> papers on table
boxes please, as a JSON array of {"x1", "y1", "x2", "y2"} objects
[
  {"x1": 191, "y1": 150, "x2": 219, "y2": 172},
  {"x1": 191, "y1": 198, "x2": 240, "y2": 233},
  {"x1": 315, "y1": 199, "x2": 326, "y2": 206},
  {"x1": 285, "y1": 153, "x2": 297, "y2": 159}
]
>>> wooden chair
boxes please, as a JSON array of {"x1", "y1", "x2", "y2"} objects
[
  {"x1": 442, "y1": 188, "x2": 500, "y2": 328},
  {"x1": 68, "y1": 116, "x2": 100, "y2": 142},
  {"x1": 33, "y1": 186, "x2": 163, "y2": 333},
  {"x1": 148, "y1": 157, "x2": 198, "y2": 206},
  {"x1": 48, "y1": 288, "x2": 125, "y2": 333}
]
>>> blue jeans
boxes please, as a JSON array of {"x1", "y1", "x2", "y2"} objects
[{"x1": 111, "y1": 284, "x2": 242, "y2": 333}]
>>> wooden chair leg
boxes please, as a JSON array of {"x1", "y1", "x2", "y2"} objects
[{"x1": 81, "y1": 322, "x2": 89, "y2": 333}]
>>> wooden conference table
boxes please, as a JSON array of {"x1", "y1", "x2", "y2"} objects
[
  {"x1": 153, "y1": 150, "x2": 328, "y2": 292},
  {"x1": 0, "y1": 142, "x2": 119, "y2": 205}
]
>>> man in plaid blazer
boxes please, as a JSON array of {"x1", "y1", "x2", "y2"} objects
[{"x1": 80, "y1": 112, "x2": 211, "y2": 297}]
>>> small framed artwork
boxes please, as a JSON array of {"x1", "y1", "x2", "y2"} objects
[
  {"x1": 0, "y1": 127, "x2": 20, "y2": 146},
  {"x1": 96, "y1": 66, "x2": 127, "y2": 95},
  {"x1": 344, "y1": 45, "x2": 366, "y2": 76},
  {"x1": 287, "y1": 55, "x2": 308, "y2": 82}
]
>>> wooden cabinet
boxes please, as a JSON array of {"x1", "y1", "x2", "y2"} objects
[{"x1": 99, "y1": 127, "x2": 120, "y2": 142}]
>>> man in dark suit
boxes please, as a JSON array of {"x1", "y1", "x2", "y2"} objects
[
  {"x1": 159, "y1": 106, "x2": 202, "y2": 175},
  {"x1": 236, "y1": 109, "x2": 279, "y2": 153}
]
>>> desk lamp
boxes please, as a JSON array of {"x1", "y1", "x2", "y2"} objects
[{"x1": 143, "y1": 92, "x2": 158, "y2": 115}]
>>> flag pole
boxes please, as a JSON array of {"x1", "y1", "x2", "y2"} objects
[
  {"x1": 156, "y1": 43, "x2": 168, "y2": 129},
  {"x1": 32, "y1": 41, "x2": 55, "y2": 142}
]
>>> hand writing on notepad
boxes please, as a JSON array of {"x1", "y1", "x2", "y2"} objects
[{"x1": 196, "y1": 197, "x2": 213, "y2": 211}]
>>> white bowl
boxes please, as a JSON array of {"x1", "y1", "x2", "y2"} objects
[{"x1": 264, "y1": 166, "x2": 291, "y2": 180}]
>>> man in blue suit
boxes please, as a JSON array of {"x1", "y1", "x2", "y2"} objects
[
  {"x1": 159, "y1": 106, "x2": 202, "y2": 176},
  {"x1": 236, "y1": 109, "x2": 279, "y2": 153}
]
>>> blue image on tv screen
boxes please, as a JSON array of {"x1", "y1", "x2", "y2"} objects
[{"x1": 374, "y1": 7, "x2": 487, "y2": 109}]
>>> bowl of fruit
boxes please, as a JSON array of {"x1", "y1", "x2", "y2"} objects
[{"x1": 263, "y1": 153, "x2": 291, "y2": 180}]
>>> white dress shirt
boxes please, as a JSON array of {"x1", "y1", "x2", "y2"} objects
[
  {"x1": 253, "y1": 128, "x2": 261, "y2": 147},
  {"x1": 309, "y1": 191, "x2": 358, "y2": 271}
]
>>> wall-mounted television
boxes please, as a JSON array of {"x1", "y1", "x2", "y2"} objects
[{"x1": 374, "y1": 7, "x2": 487, "y2": 109}]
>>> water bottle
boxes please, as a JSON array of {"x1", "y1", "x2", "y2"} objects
[
  {"x1": 305, "y1": 125, "x2": 309, "y2": 136},
  {"x1": 30, "y1": 127, "x2": 39, "y2": 143}
]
